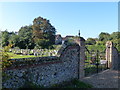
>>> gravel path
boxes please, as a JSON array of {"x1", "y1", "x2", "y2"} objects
[{"x1": 81, "y1": 69, "x2": 120, "y2": 88}]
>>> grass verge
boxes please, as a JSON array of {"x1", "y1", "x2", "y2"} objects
[{"x1": 50, "y1": 79, "x2": 93, "y2": 88}]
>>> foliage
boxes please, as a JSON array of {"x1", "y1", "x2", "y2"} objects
[
  {"x1": 110, "y1": 31, "x2": 120, "y2": 40},
  {"x1": 99, "y1": 32, "x2": 111, "y2": 41},
  {"x1": 17, "y1": 25, "x2": 35, "y2": 49},
  {"x1": 1, "y1": 44, "x2": 13, "y2": 69},
  {"x1": 110, "y1": 32, "x2": 120, "y2": 51},
  {"x1": 8, "y1": 25, "x2": 36, "y2": 49},
  {"x1": 2, "y1": 30, "x2": 9, "y2": 47},
  {"x1": 14, "y1": 47, "x2": 20, "y2": 50},
  {"x1": 85, "y1": 38, "x2": 96, "y2": 45},
  {"x1": 96, "y1": 41, "x2": 105, "y2": 45},
  {"x1": 53, "y1": 45, "x2": 62, "y2": 50},
  {"x1": 2, "y1": 16, "x2": 56, "y2": 49},
  {"x1": 10, "y1": 34, "x2": 20, "y2": 48},
  {"x1": 86, "y1": 44, "x2": 105, "y2": 52},
  {"x1": 111, "y1": 38, "x2": 120, "y2": 52},
  {"x1": 34, "y1": 39, "x2": 50, "y2": 49},
  {"x1": 86, "y1": 31, "x2": 120, "y2": 52},
  {"x1": 64, "y1": 38, "x2": 76, "y2": 45},
  {"x1": 32, "y1": 16, "x2": 56, "y2": 48},
  {"x1": 2, "y1": 30, "x2": 18, "y2": 47}
]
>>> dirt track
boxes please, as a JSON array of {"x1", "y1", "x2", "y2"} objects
[{"x1": 81, "y1": 69, "x2": 120, "y2": 88}]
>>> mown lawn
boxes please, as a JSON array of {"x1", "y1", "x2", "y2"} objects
[{"x1": 7, "y1": 52, "x2": 37, "y2": 59}]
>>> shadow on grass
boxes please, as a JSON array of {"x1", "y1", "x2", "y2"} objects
[
  {"x1": 50, "y1": 79, "x2": 93, "y2": 88},
  {"x1": 17, "y1": 79, "x2": 93, "y2": 89}
]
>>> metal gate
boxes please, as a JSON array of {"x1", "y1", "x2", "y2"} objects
[{"x1": 84, "y1": 47, "x2": 108, "y2": 76}]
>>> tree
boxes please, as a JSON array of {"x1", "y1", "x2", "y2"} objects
[
  {"x1": 85, "y1": 38, "x2": 96, "y2": 45},
  {"x1": 99, "y1": 32, "x2": 111, "y2": 41},
  {"x1": 35, "y1": 39, "x2": 50, "y2": 49},
  {"x1": 2, "y1": 30, "x2": 9, "y2": 47},
  {"x1": 1, "y1": 44, "x2": 13, "y2": 69},
  {"x1": 18, "y1": 25, "x2": 35, "y2": 49},
  {"x1": 32, "y1": 16, "x2": 56, "y2": 48},
  {"x1": 110, "y1": 32, "x2": 120, "y2": 51},
  {"x1": 110, "y1": 31, "x2": 120, "y2": 40},
  {"x1": 10, "y1": 34, "x2": 20, "y2": 48}
]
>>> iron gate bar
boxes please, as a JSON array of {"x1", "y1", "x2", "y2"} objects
[
  {"x1": 96, "y1": 50, "x2": 99, "y2": 73},
  {"x1": 85, "y1": 47, "x2": 108, "y2": 76}
]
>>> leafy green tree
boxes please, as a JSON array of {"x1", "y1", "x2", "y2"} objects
[
  {"x1": 8, "y1": 31, "x2": 16, "y2": 45},
  {"x1": 32, "y1": 16, "x2": 56, "y2": 48},
  {"x1": 1, "y1": 44, "x2": 13, "y2": 69},
  {"x1": 10, "y1": 34, "x2": 20, "y2": 47},
  {"x1": 110, "y1": 31, "x2": 120, "y2": 40},
  {"x1": 35, "y1": 39, "x2": 50, "y2": 49},
  {"x1": 99, "y1": 32, "x2": 111, "y2": 41},
  {"x1": 18, "y1": 25, "x2": 35, "y2": 49},
  {"x1": 2, "y1": 30, "x2": 9, "y2": 47},
  {"x1": 64, "y1": 38, "x2": 75, "y2": 45},
  {"x1": 85, "y1": 38, "x2": 96, "y2": 45}
]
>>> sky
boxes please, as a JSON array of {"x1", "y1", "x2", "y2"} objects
[{"x1": 0, "y1": 2, "x2": 118, "y2": 39}]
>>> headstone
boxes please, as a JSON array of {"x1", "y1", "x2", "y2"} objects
[{"x1": 100, "y1": 60, "x2": 107, "y2": 65}]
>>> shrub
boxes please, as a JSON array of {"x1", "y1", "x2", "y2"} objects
[{"x1": 1, "y1": 44, "x2": 13, "y2": 69}]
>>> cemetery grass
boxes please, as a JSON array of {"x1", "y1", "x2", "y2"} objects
[
  {"x1": 7, "y1": 52, "x2": 38, "y2": 59},
  {"x1": 7, "y1": 49, "x2": 59, "y2": 59},
  {"x1": 8, "y1": 51, "x2": 57, "y2": 59}
]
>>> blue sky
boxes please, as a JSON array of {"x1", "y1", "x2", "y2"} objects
[{"x1": 0, "y1": 2, "x2": 118, "y2": 39}]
